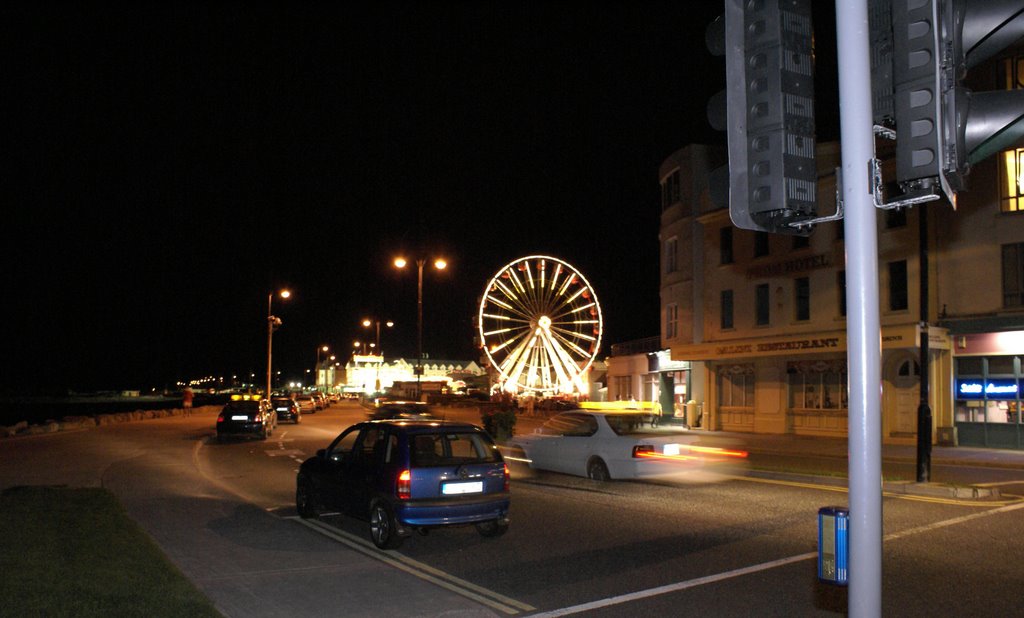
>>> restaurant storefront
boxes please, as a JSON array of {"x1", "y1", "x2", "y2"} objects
[{"x1": 671, "y1": 324, "x2": 953, "y2": 444}]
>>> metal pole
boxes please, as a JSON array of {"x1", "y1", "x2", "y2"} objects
[
  {"x1": 266, "y1": 293, "x2": 273, "y2": 399},
  {"x1": 836, "y1": 1, "x2": 883, "y2": 615},
  {"x1": 917, "y1": 206, "x2": 932, "y2": 481},
  {"x1": 417, "y1": 259, "x2": 424, "y2": 401}
]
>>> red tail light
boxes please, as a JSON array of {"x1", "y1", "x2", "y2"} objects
[
  {"x1": 397, "y1": 469, "x2": 411, "y2": 500},
  {"x1": 503, "y1": 463, "x2": 510, "y2": 492},
  {"x1": 216, "y1": 415, "x2": 225, "y2": 424},
  {"x1": 632, "y1": 444, "x2": 655, "y2": 458}
]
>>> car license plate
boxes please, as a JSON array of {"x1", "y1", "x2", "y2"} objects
[
  {"x1": 231, "y1": 415, "x2": 249, "y2": 420},
  {"x1": 442, "y1": 481, "x2": 483, "y2": 495}
]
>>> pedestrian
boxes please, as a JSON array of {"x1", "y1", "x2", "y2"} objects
[{"x1": 183, "y1": 386, "x2": 194, "y2": 417}]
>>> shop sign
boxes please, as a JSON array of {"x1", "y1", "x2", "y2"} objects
[{"x1": 956, "y1": 378, "x2": 1020, "y2": 400}]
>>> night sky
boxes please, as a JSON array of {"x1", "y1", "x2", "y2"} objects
[{"x1": 5, "y1": 2, "x2": 838, "y2": 394}]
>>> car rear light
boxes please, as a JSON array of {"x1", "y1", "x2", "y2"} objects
[
  {"x1": 503, "y1": 463, "x2": 510, "y2": 492},
  {"x1": 217, "y1": 415, "x2": 225, "y2": 423},
  {"x1": 397, "y1": 469, "x2": 411, "y2": 500},
  {"x1": 632, "y1": 445, "x2": 655, "y2": 458}
]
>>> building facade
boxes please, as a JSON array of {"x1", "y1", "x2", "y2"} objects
[{"x1": 659, "y1": 129, "x2": 1024, "y2": 448}]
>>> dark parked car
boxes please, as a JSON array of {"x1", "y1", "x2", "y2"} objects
[
  {"x1": 271, "y1": 397, "x2": 302, "y2": 424},
  {"x1": 367, "y1": 401, "x2": 434, "y2": 420},
  {"x1": 217, "y1": 398, "x2": 276, "y2": 441},
  {"x1": 296, "y1": 419, "x2": 510, "y2": 549}
]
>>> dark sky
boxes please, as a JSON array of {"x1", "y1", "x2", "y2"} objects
[{"x1": 4, "y1": 2, "x2": 837, "y2": 394}]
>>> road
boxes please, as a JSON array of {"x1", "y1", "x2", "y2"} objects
[{"x1": 2, "y1": 401, "x2": 1023, "y2": 616}]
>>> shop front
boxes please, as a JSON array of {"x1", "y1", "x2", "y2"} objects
[
  {"x1": 951, "y1": 331, "x2": 1024, "y2": 450},
  {"x1": 671, "y1": 324, "x2": 952, "y2": 444}
]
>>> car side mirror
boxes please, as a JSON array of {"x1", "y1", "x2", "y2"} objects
[{"x1": 317, "y1": 448, "x2": 326, "y2": 459}]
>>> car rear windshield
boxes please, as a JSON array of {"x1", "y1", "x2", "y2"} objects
[
  {"x1": 225, "y1": 401, "x2": 259, "y2": 412},
  {"x1": 410, "y1": 431, "x2": 501, "y2": 467}
]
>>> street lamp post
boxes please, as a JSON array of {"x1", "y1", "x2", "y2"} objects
[
  {"x1": 266, "y1": 289, "x2": 291, "y2": 399},
  {"x1": 315, "y1": 345, "x2": 329, "y2": 392},
  {"x1": 394, "y1": 256, "x2": 447, "y2": 400}
]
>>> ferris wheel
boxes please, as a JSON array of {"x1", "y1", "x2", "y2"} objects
[{"x1": 478, "y1": 255, "x2": 603, "y2": 395}]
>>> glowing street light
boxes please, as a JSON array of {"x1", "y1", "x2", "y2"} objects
[
  {"x1": 266, "y1": 289, "x2": 291, "y2": 398},
  {"x1": 362, "y1": 318, "x2": 394, "y2": 356},
  {"x1": 394, "y1": 256, "x2": 447, "y2": 400}
]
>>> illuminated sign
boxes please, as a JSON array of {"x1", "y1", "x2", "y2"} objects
[{"x1": 956, "y1": 379, "x2": 1020, "y2": 399}]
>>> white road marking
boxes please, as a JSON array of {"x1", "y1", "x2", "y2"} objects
[
  {"x1": 265, "y1": 449, "x2": 304, "y2": 457},
  {"x1": 527, "y1": 501, "x2": 1024, "y2": 617},
  {"x1": 290, "y1": 516, "x2": 534, "y2": 615}
]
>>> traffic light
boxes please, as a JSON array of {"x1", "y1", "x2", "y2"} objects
[
  {"x1": 718, "y1": 0, "x2": 818, "y2": 235},
  {"x1": 883, "y1": 0, "x2": 1024, "y2": 205}
]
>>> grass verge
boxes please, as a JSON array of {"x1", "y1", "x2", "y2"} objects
[{"x1": 0, "y1": 486, "x2": 220, "y2": 617}]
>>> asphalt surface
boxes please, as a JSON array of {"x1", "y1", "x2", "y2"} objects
[{"x1": 2, "y1": 406, "x2": 1022, "y2": 617}]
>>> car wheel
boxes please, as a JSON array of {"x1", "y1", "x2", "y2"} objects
[
  {"x1": 587, "y1": 458, "x2": 611, "y2": 482},
  {"x1": 475, "y1": 520, "x2": 509, "y2": 538},
  {"x1": 295, "y1": 477, "x2": 319, "y2": 519},
  {"x1": 370, "y1": 501, "x2": 403, "y2": 550}
]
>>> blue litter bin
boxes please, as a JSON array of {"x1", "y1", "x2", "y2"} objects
[{"x1": 818, "y1": 506, "x2": 849, "y2": 585}]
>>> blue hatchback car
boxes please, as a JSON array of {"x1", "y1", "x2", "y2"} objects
[{"x1": 296, "y1": 419, "x2": 510, "y2": 549}]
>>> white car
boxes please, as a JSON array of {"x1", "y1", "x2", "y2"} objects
[{"x1": 506, "y1": 410, "x2": 747, "y2": 481}]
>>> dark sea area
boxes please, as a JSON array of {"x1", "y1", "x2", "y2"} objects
[{"x1": 0, "y1": 393, "x2": 229, "y2": 426}]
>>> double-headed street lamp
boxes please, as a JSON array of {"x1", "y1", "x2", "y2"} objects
[
  {"x1": 394, "y1": 256, "x2": 447, "y2": 399},
  {"x1": 266, "y1": 289, "x2": 291, "y2": 398},
  {"x1": 362, "y1": 318, "x2": 394, "y2": 356}
]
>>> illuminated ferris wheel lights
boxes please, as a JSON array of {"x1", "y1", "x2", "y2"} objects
[
  {"x1": 486, "y1": 295, "x2": 515, "y2": 311},
  {"x1": 479, "y1": 255, "x2": 602, "y2": 395}
]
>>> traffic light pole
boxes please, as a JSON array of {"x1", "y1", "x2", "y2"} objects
[{"x1": 836, "y1": 1, "x2": 883, "y2": 615}]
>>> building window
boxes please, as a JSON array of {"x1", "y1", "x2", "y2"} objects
[
  {"x1": 720, "y1": 365, "x2": 755, "y2": 407},
  {"x1": 721, "y1": 290, "x2": 734, "y2": 330},
  {"x1": 665, "y1": 303, "x2": 679, "y2": 339},
  {"x1": 793, "y1": 234, "x2": 810, "y2": 249},
  {"x1": 795, "y1": 277, "x2": 810, "y2": 321},
  {"x1": 665, "y1": 236, "x2": 678, "y2": 274},
  {"x1": 720, "y1": 227, "x2": 733, "y2": 265},
  {"x1": 614, "y1": 375, "x2": 633, "y2": 401},
  {"x1": 999, "y1": 148, "x2": 1024, "y2": 213},
  {"x1": 788, "y1": 361, "x2": 847, "y2": 410},
  {"x1": 755, "y1": 283, "x2": 770, "y2": 326},
  {"x1": 954, "y1": 355, "x2": 1022, "y2": 426},
  {"x1": 754, "y1": 231, "x2": 770, "y2": 257},
  {"x1": 888, "y1": 260, "x2": 908, "y2": 311},
  {"x1": 885, "y1": 208, "x2": 907, "y2": 228},
  {"x1": 661, "y1": 169, "x2": 681, "y2": 211},
  {"x1": 837, "y1": 270, "x2": 847, "y2": 317},
  {"x1": 1003, "y1": 242, "x2": 1024, "y2": 307}
]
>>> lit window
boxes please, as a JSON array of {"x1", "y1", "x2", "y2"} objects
[{"x1": 1000, "y1": 148, "x2": 1024, "y2": 213}]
